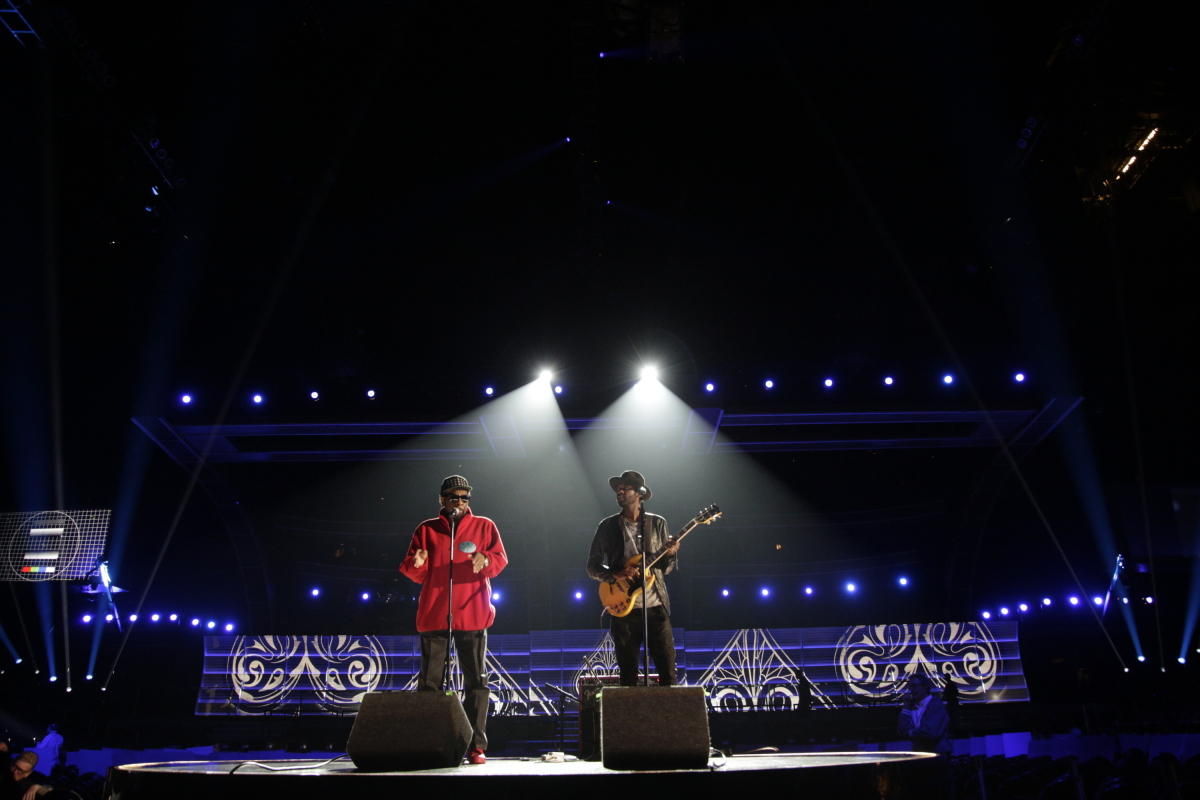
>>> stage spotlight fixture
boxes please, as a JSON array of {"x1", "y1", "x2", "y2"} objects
[
  {"x1": 126, "y1": 613, "x2": 136, "y2": 622},
  {"x1": 574, "y1": 591, "x2": 582, "y2": 600},
  {"x1": 207, "y1": 621, "x2": 216, "y2": 629},
  {"x1": 765, "y1": 380, "x2": 774, "y2": 389},
  {"x1": 599, "y1": 52, "x2": 605, "y2": 58},
  {"x1": 760, "y1": 588, "x2": 770, "y2": 597},
  {"x1": 846, "y1": 582, "x2": 856, "y2": 593},
  {"x1": 640, "y1": 365, "x2": 659, "y2": 382},
  {"x1": 310, "y1": 391, "x2": 319, "y2": 400},
  {"x1": 1179, "y1": 657, "x2": 1186, "y2": 664},
  {"x1": 170, "y1": 614, "x2": 178, "y2": 621},
  {"x1": 253, "y1": 394, "x2": 263, "y2": 404},
  {"x1": 1015, "y1": 373, "x2": 1026, "y2": 382},
  {"x1": 485, "y1": 387, "x2": 494, "y2": 396},
  {"x1": 884, "y1": 377, "x2": 894, "y2": 385},
  {"x1": 86, "y1": 674, "x2": 93, "y2": 680},
  {"x1": 982, "y1": 611, "x2": 991, "y2": 619},
  {"x1": 824, "y1": 379, "x2": 833, "y2": 387},
  {"x1": 311, "y1": 588, "x2": 320, "y2": 597},
  {"x1": 1069, "y1": 596, "x2": 1079, "y2": 605},
  {"x1": 105, "y1": 614, "x2": 113, "y2": 622},
  {"x1": 225, "y1": 624, "x2": 234, "y2": 632},
  {"x1": 943, "y1": 375, "x2": 954, "y2": 384},
  {"x1": 898, "y1": 577, "x2": 908, "y2": 586},
  {"x1": 151, "y1": 614, "x2": 160, "y2": 622},
  {"x1": 1093, "y1": 596, "x2": 1103, "y2": 605},
  {"x1": 554, "y1": 385, "x2": 563, "y2": 394},
  {"x1": 1000, "y1": 607, "x2": 1009, "y2": 616},
  {"x1": 1138, "y1": 655, "x2": 1146, "y2": 662},
  {"x1": 1123, "y1": 598, "x2": 1129, "y2": 604},
  {"x1": 49, "y1": 676, "x2": 57, "y2": 682},
  {"x1": 191, "y1": 618, "x2": 200, "y2": 626},
  {"x1": 181, "y1": 394, "x2": 192, "y2": 404},
  {"x1": 1042, "y1": 598, "x2": 1052, "y2": 606},
  {"x1": 565, "y1": 137, "x2": 571, "y2": 142},
  {"x1": 705, "y1": 383, "x2": 715, "y2": 392},
  {"x1": 721, "y1": 589, "x2": 729, "y2": 597},
  {"x1": 151, "y1": 187, "x2": 159, "y2": 196},
  {"x1": 539, "y1": 369, "x2": 552, "y2": 381},
  {"x1": 360, "y1": 592, "x2": 370, "y2": 601},
  {"x1": 82, "y1": 614, "x2": 92, "y2": 623},
  {"x1": 492, "y1": 592, "x2": 501, "y2": 601},
  {"x1": 367, "y1": 390, "x2": 375, "y2": 398},
  {"x1": 1019, "y1": 603, "x2": 1028, "y2": 612}
]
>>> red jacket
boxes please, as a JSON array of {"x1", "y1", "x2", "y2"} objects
[{"x1": 399, "y1": 508, "x2": 507, "y2": 632}]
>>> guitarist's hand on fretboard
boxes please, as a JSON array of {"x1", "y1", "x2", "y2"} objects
[{"x1": 662, "y1": 537, "x2": 680, "y2": 557}]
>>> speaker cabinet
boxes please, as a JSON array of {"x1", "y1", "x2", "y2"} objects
[
  {"x1": 600, "y1": 686, "x2": 710, "y2": 770},
  {"x1": 347, "y1": 691, "x2": 471, "y2": 771}
]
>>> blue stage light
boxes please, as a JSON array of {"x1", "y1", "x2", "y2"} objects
[
  {"x1": 1019, "y1": 603, "x2": 1028, "y2": 612},
  {"x1": 846, "y1": 582, "x2": 856, "y2": 593},
  {"x1": 151, "y1": 186, "x2": 159, "y2": 196},
  {"x1": 181, "y1": 394, "x2": 192, "y2": 404},
  {"x1": 824, "y1": 379, "x2": 833, "y2": 387},
  {"x1": 761, "y1": 588, "x2": 770, "y2": 597},
  {"x1": 367, "y1": 390, "x2": 376, "y2": 398},
  {"x1": 566, "y1": 137, "x2": 571, "y2": 142},
  {"x1": 485, "y1": 387, "x2": 494, "y2": 396},
  {"x1": 170, "y1": 614, "x2": 178, "y2": 621},
  {"x1": 982, "y1": 611, "x2": 991, "y2": 619},
  {"x1": 151, "y1": 614, "x2": 160, "y2": 622},
  {"x1": 943, "y1": 375, "x2": 954, "y2": 384},
  {"x1": 225, "y1": 623, "x2": 234, "y2": 632},
  {"x1": 1015, "y1": 373, "x2": 1026, "y2": 382},
  {"x1": 1179, "y1": 657, "x2": 1186, "y2": 664},
  {"x1": 207, "y1": 621, "x2": 216, "y2": 629},
  {"x1": 493, "y1": 592, "x2": 501, "y2": 601},
  {"x1": 191, "y1": 618, "x2": 200, "y2": 626},
  {"x1": 554, "y1": 385, "x2": 563, "y2": 394},
  {"x1": 86, "y1": 674, "x2": 93, "y2": 680},
  {"x1": 1093, "y1": 596, "x2": 1103, "y2": 605},
  {"x1": 361, "y1": 592, "x2": 370, "y2": 601},
  {"x1": 705, "y1": 383, "x2": 715, "y2": 392},
  {"x1": 311, "y1": 588, "x2": 320, "y2": 597},
  {"x1": 105, "y1": 614, "x2": 113, "y2": 622},
  {"x1": 721, "y1": 589, "x2": 729, "y2": 597},
  {"x1": 1138, "y1": 655, "x2": 1146, "y2": 662},
  {"x1": 49, "y1": 676, "x2": 57, "y2": 682},
  {"x1": 1042, "y1": 598, "x2": 1052, "y2": 606},
  {"x1": 1146, "y1": 596, "x2": 1155, "y2": 604},
  {"x1": 82, "y1": 614, "x2": 92, "y2": 623},
  {"x1": 898, "y1": 577, "x2": 908, "y2": 586},
  {"x1": 253, "y1": 394, "x2": 263, "y2": 404},
  {"x1": 1069, "y1": 596, "x2": 1079, "y2": 605},
  {"x1": 574, "y1": 591, "x2": 582, "y2": 600},
  {"x1": 310, "y1": 391, "x2": 319, "y2": 400},
  {"x1": 805, "y1": 587, "x2": 813, "y2": 595},
  {"x1": 599, "y1": 52, "x2": 605, "y2": 58},
  {"x1": 765, "y1": 380, "x2": 774, "y2": 389},
  {"x1": 884, "y1": 377, "x2": 894, "y2": 385},
  {"x1": 1000, "y1": 607, "x2": 1009, "y2": 615}
]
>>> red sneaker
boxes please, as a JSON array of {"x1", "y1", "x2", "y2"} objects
[{"x1": 467, "y1": 748, "x2": 486, "y2": 765}]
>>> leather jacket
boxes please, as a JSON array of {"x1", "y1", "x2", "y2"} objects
[{"x1": 586, "y1": 511, "x2": 676, "y2": 615}]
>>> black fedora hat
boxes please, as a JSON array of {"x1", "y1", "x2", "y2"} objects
[{"x1": 608, "y1": 470, "x2": 651, "y2": 500}]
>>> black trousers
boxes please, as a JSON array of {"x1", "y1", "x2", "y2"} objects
[
  {"x1": 417, "y1": 629, "x2": 490, "y2": 750},
  {"x1": 611, "y1": 606, "x2": 676, "y2": 686}
]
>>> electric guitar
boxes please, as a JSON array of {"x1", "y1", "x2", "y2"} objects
[{"x1": 599, "y1": 504, "x2": 722, "y2": 618}]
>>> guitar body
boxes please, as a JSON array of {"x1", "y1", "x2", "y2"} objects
[
  {"x1": 596, "y1": 505, "x2": 721, "y2": 618},
  {"x1": 599, "y1": 554, "x2": 657, "y2": 618}
]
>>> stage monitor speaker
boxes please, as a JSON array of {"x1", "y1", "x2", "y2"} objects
[
  {"x1": 600, "y1": 686, "x2": 710, "y2": 770},
  {"x1": 346, "y1": 691, "x2": 471, "y2": 771}
]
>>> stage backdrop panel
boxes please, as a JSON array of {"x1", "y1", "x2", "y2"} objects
[{"x1": 195, "y1": 621, "x2": 1026, "y2": 716}]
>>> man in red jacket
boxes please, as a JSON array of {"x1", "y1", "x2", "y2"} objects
[{"x1": 400, "y1": 475, "x2": 507, "y2": 765}]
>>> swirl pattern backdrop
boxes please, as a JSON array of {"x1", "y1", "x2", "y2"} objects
[{"x1": 198, "y1": 621, "x2": 1026, "y2": 715}]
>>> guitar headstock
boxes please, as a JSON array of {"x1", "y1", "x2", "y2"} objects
[{"x1": 695, "y1": 504, "x2": 722, "y2": 525}]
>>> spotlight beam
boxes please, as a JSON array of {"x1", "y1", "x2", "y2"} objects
[{"x1": 7, "y1": 584, "x2": 39, "y2": 673}]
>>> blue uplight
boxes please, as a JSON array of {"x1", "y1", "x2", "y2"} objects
[
  {"x1": 574, "y1": 591, "x2": 583, "y2": 600},
  {"x1": 898, "y1": 577, "x2": 908, "y2": 586},
  {"x1": 1042, "y1": 597, "x2": 1052, "y2": 606},
  {"x1": 554, "y1": 385, "x2": 563, "y2": 395},
  {"x1": 705, "y1": 383, "x2": 715, "y2": 392},
  {"x1": 493, "y1": 592, "x2": 501, "y2": 601},
  {"x1": 311, "y1": 588, "x2": 320, "y2": 597},
  {"x1": 485, "y1": 387, "x2": 494, "y2": 396},
  {"x1": 599, "y1": 52, "x2": 605, "y2": 58},
  {"x1": 191, "y1": 618, "x2": 200, "y2": 626},
  {"x1": 253, "y1": 394, "x2": 263, "y2": 404},
  {"x1": 804, "y1": 587, "x2": 813, "y2": 595},
  {"x1": 982, "y1": 611, "x2": 991, "y2": 619},
  {"x1": 721, "y1": 589, "x2": 729, "y2": 597},
  {"x1": 82, "y1": 614, "x2": 92, "y2": 623},
  {"x1": 942, "y1": 375, "x2": 954, "y2": 385},
  {"x1": 1093, "y1": 596, "x2": 1103, "y2": 606},
  {"x1": 761, "y1": 588, "x2": 770, "y2": 597},
  {"x1": 1018, "y1": 604, "x2": 1028, "y2": 612},
  {"x1": 884, "y1": 377, "x2": 894, "y2": 385},
  {"x1": 1000, "y1": 607, "x2": 1009, "y2": 616},
  {"x1": 361, "y1": 592, "x2": 371, "y2": 601},
  {"x1": 846, "y1": 582, "x2": 856, "y2": 593},
  {"x1": 225, "y1": 623, "x2": 234, "y2": 632},
  {"x1": 181, "y1": 394, "x2": 192, "y2": 404},
  {"x1": 1015, "y1": 373, "x2": 1026, "y2": 382},
  {"x1": 367, "y1": 389, "x2": 376, "y2": 398},
  {"x1": 207, "y1": 621, "x2": 216, "y2": 629},
  {"x1": 151, "y1": 614, "x2": 160, "y2": 621},
  {"x1": 310, "y1": 391, "x2": 319, "y2": 400},
  {"x1": 1069, "y1": 596, "x2": 1079, "y2": 605},
  {"x1": 764, "y1": 380, "x2": 774, "y2": 389},
  {"x1": 169, "y1": 614, "x2": 178, "y2": 621},
  {"x1": 824, "y1": 379, "x2": 833, "y2": 388}
]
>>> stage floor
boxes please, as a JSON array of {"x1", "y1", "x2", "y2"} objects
[{"x1": 109, "y1": 751, "x2": 940, "y2": 799}]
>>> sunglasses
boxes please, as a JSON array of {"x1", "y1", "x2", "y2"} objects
[{"x1": 442, "y1": 494, "x2": 471, "y2": 502}]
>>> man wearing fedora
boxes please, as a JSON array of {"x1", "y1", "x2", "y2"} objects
[
  {"x1": 587, "y1": 470, "x2": 681, "y2": 686},
  {"x1": 401, "y1": 475, "x2": 508, "y2": 764}
]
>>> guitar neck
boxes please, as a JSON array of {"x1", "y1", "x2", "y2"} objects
[{"x1": 643, "y1": 519, "x2": 700, "y2": 572}]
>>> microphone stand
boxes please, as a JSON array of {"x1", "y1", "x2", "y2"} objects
[
  {"x1": 443, "y1": 511, "x2": 458, "y2": 693},
  {"x1": 639, "y1": 502, "x2": 651, "y2": 687}
]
